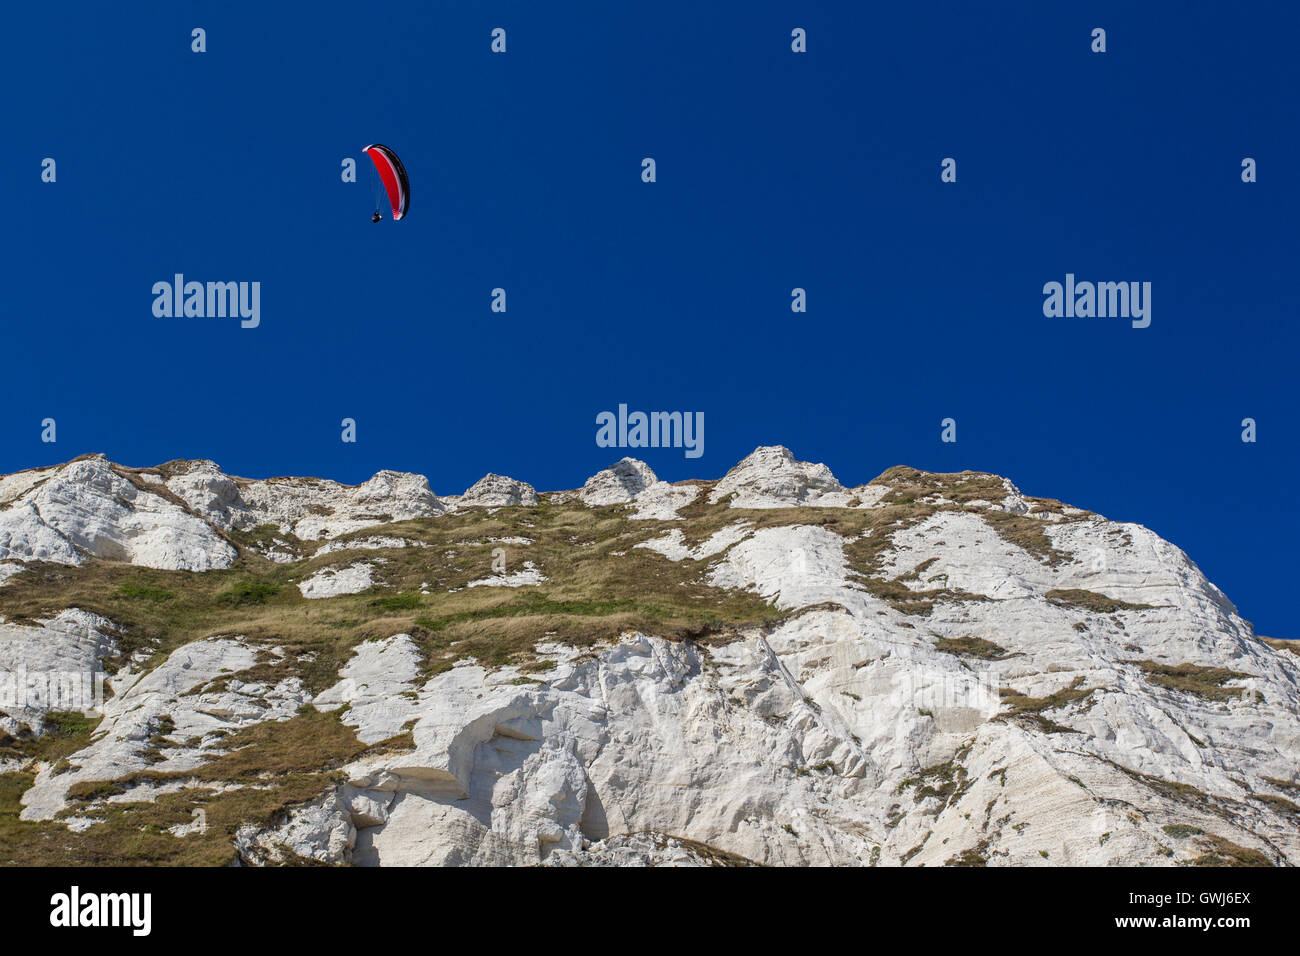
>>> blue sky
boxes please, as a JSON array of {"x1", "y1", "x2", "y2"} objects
[{"x1": 3, "y1": 3, "x2": 1296, "y2": 636}]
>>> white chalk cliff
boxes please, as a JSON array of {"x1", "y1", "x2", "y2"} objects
[{"x1": 1, "y1": 448, "x2": 1297, "y2": 867}]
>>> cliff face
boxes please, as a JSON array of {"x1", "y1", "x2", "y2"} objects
[{"x1": 1, "y1": 448, "x2": 1296, "y2": 867}]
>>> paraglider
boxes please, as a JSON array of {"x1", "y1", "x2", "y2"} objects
[{"x1": 364, "y1": 144, "x2": 410, "y2": 222}]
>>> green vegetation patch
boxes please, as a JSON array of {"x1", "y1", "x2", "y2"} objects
[
  {"x1": 996, "y1": 677, "x2": 1095, "y2": 733},
  {"x1": 1095, "y1": 759, "x2": 1246, "y2": 824},
  {"x1": 369, "y1": 592, "x2": 422, "y2": 612},
  {"x1": 934, "y1": 636, "x2": 1009, "y2": 660},
  {"x1": 836, "y1": 466, "x2": 1090, "y2": 614},
  {"x1": 1045, "y1": 589, "x2": 1154, "y2": 613},
  {"x1": 1247, "y1": 793, "x2": 1300, "y2": 816},
  {"x1": 945, "y1": 841, "x2": 990, "y2": 866},
  {"x1": 216, "y1": 579, "x2": 280, "y2": 607},
  {"x1": 1128, "y1": 660, "x2": 1250, "y2": 702},
  {"x1": 897, "y1": 742, "x2": 974, "y2": 815},
  {"x1": 1261, "y1": 638, "x2": 1300, "y2": 659},
  {"x1": 979, "y1": 511, "x2": 1072, "y2": 566},
  {"x1": 853, "y1": 575, "x2": 989, "y2": 617},
  {"x1": 1000, "y1": 676, "x2": 1095, "y2": 716},
  {"x1": 0, "y1": 465, "x2": 1109, "y2": 864},
  {"x1": 0, "y1": 710, "x2": 416, "y2": 866},
  {"x1": 0, "y1": 710, "x2": 103, "y2": 766},
  {"x1": 1189, "y1": 835, "x2": 1273, "y2": 867},
  {"x1": 0, "y1": 498, "x2": 778, "y2": 693},
  {"x1": 1263, "y1": 776, "x2": 1300, "y2": 796},
  {"x1": 113, "y1": 583, "x2": 176, "y2": 603}
]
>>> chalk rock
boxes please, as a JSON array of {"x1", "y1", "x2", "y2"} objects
[
  {"x1": 297, "y1": 562, "x2": 377, "y2": 599},
  {"x1": 578, "y1": 458, "x2": 699, "y2": 518},
  {"x1": 236, "y1": 792, "x2": 357, "y2": 865},
  {"x1": 315, "y1": 535, "x2": 425, "y2": 557},
  {"x1": 0, "y1": 456, "x2": 236, "y2": 570},
  {"x1": 0, "y1": 609, "x2": 118, "y2": 735},
  {"x1": 467, "y1": 561, "x2": 546, "y2": 588},
  {"x1": 20, "y1": 635, "x2": 309, "y2": 821},
  {"x1": 164, "y1": 460, "x2": 445, "y2": 540},
  {"x1": 314, "y1": 634, "x2": 423, "y2": 744},
  {"x1": 453, "y1": 474, "x2": 539, "y2": 509},
  {"x1": 5, "y1": 448, "x2": 1299, "y2": 868},
  {"x1": 579, "y1": 459, "x2": 658, "y2": 506},
  {"x1": 709, "y1": 446, "x2": 853, "y2": 508},
  {"x1": 541, "y1": 832, "x2": 752, "y2": 867}
]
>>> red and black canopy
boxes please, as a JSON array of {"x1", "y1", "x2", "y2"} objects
[{"x1": 364, "y1": 144, "x2": 410, "y2": 221}]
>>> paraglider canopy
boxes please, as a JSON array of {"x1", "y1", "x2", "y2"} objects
[{"x1": 364, "y1": 144, "x2": 410, "y2": 221}]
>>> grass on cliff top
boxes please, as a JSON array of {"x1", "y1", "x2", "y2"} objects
[
  {"x1": 0, "y1": 499, "x2": 779, "y2": 698},
  {"x1": 1261, "y1": 637, "x2": 1300, "y2": 659},
  {"x1": 0, "y1": 465, "x2": 1097, "y2": 865},
  {"x1": 0, "y1": 466, "x2": 1087, "y2": 698},
  {"x1": 833, "y1": 468, "x2": 1090, "y2": 615},
  {"x1": 869, "y1": 466, "x2": 1083, "y2": 563}
]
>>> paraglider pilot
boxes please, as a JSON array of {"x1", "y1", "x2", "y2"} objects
[{"x1": 363, "y1": 144, "x2": 410, "y2": 222}]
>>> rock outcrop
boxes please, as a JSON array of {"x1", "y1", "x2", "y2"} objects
[
  {"x1": 578, "y1": 458, "x2": 659, "y2": 506},
  {"x1": 0, "y1": 456, "x2": 236, "y2": 571},
  {"x1": 1, "y1": 446, "x2": 1296, "y2": 868},
  {"x1": 449, "y1": 474, "x2": 539, "y2": 509},
  {"x1": 163, "y1": 459, "x2": 445, "y2": 540},
  {"x1": 578, "y1": 457, "x2": 699, "y2": 517},
  {"x1": 709, "y1": 445, "x2": 851, "y2": 507}
]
